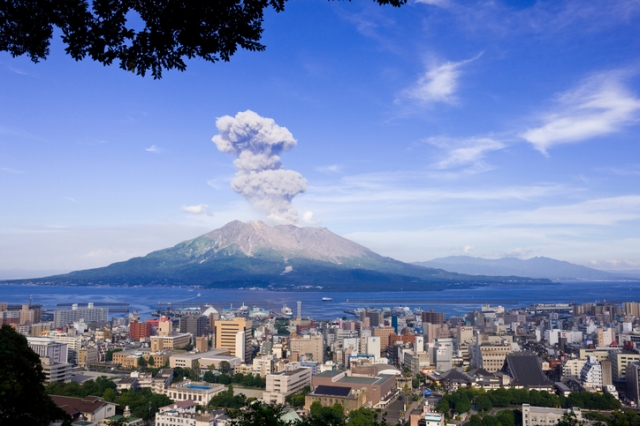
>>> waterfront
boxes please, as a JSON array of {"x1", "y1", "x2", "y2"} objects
[{"x1": 2, "y1": 281, "x2": 640, "y2": 320}]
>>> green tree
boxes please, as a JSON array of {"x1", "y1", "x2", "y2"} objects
[
  {"x1": 203, "y1": 371, "x2": 216, "y2": 383},
  {"x1": 137, "y1": 356, "x2": 146, "y2": 367},
  {"x1": 0, "y1": 325, "x2": 71, "y2": 425},
  {"x1": 219, "y1": 361, "x2": 231, "y2": 373},
  {"x1": 147, "y1": 356, "x2": 155, "y2": 366},
  {"x1": 102, "y1": 388, "x2": 117, "y2": 402},
  {"x1": 228, "y1": 401, "x2": 292, "y2": 426},
  {"x1": 475, "y1": 395, "x2": 492, "y2": 412},
  {"x1": 495, "y1": 410, "x2": 516, "y2": 426}
]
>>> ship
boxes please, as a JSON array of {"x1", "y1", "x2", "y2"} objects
[
  {"x1": 281, "y1": 305, "x2": 293, "y2": 316},
  {"x1": 322, "y1": 297, "x2": 333, "y2": 301}
]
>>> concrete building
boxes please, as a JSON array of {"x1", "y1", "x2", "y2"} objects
[
  {"x1": 290, "y1": 334, "x2": 324, "y2": 362},
  {"x1": 151, "y1": 333, "x2": 191, "y2": 352},
  {"x1": 610, "y1": 350, "x2": 640, "y2": 382},
  {"x1": 471, "y1": 335, "x2": 513, "y2": 373},
  {"x1": 155, "y1": 400, "x2": 219, "y2": 426},
  {"x1": 580, "y1": 356, "x2": 603, "y2": 390},
  {"x1": 78, "y1": 347, "x2": 99, "y2": 367},
  {"x1": 367, "y1": 336, "x2": 381, "y2": 360},
  {"x1": 626, "y1": 362, "x2": 640, "y2": 406},
  {"x1": 27, "y1": 337, "x2": 69, "y2": 364},
  {"x1": 598, "y1": 328, "x2": 617, "y2": 347},
  {"x1": 129, "y1": 320, "x2": 152, "y2": 341},
  {"x1": 561, "y1": 358, "x2": 587, "y2": 382},
  {"x1": 214, "y1": 318, "x2": 252, "y2": 362},
  {"x1": 179, "y1": 315, "x2": 208, "y2": 337},
  {"x1": 263, "y1": 368, "x2": 313, "y2": 404},
  {"x1": 28, "y1": 321, "x2": 52, "y2": 337},
  {"x1": 53, "y1": 303, "x2": 108, "y2": 328},
  {"x1": 522, "y1": 404, "x2": 583, "y2": 426},
  {"x1": 41, "y1": 356, "x2": 73, "y2": 383},
  {"x1": 304, "y1": 385, "x2": 368, "y2": 413},
  {"x1": 165, "y1": 381, "x2": 225, "y2": 404},
  {"x1": 372, "y1": 327, "x2": 395, "y2": 351},
  {"x1": 421, "y1": 309, "x2": 445, "y2": 325},
  {"x1": 195, "y1": 335, "x2": 209, "y2": 353},
  {"x1": 312, "y1": 370, "x2": 397, "y2": 408}
]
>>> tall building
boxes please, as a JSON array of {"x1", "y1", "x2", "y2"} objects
[
  {"x1": 365, "y1": 310, "x2": 384, "y2": 327},
  {"x1": 290, "y1": 334, "x2": 324, "y2": 362},
  {"x1": 27, "y1": 337, "x2": 69, "y2": 364},
  {"x1": 179, "y1": 315, "x2": 207, "y2": 337},
  {"x1": 421, "y1": 309, "x2": 445, "y2": 325},
  {"x1": 214, "y1": 317, "x2": 252, "y2": 362},
  {"x1": 129, "y1": 320, "x2": 152, "y2": 341},
  {"x1": 372, "y1": 326, "x2": 394, "y2": 351},
  {"x1": 54, "y1": 303, "x2": 108, "y2": 328}
]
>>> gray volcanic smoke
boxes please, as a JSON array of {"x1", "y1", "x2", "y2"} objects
[{"x1": 212, "y1": 110, "x2": 307, "y2": 224}]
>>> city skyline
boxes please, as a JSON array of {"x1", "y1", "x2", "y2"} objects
[{"x1": 1, "y1": 0, "x2": 640, "y2": 271}]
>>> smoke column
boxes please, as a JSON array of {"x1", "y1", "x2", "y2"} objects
[{"x1": 212, "y1": 110, "x2": 307, "y2": 224}]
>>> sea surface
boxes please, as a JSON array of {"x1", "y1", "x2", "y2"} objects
[{"x1": 2, "y1": 281, "x2": 640, "y2": 320}]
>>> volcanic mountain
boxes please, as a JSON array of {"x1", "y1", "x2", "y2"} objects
[{"x1": 13, "y1": 221, "x2": 551, "y2": 290}]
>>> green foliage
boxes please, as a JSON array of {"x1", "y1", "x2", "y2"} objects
[
  {"x1": 147, "y1": 356, "x2": 155, "y2": 366},
  {"x1": 286, "y1": 386, "x2": 310, "y2": 408},
  {"x1": 475, "y1": 395, "x2": 493, "y2": 412},
  {"x1": 219, "y1": 361, "x2": 231, "y2": 373},
  {"x1": 0, "y1": 325, "x2": 71, "y2": 425},
  {"x1": 203, "y1": 371, "x2": 265, "y2": 388},
  {"x1": 495, "y1": 410, "x2": 516, "y2": 426},
  {"x1": 228, "y1": 401, "x2": 292, "y2": 426},
  {"x1": 45, "y1": 376, "x2": 117, "y2": 399},
  {"x1": 137, "y1": 356, "x2": 146, "y2": 367},
  {"x1": 203, "y1": 371, "x2": 217, "y2": 383},
  {"x1": 442, "y1": 387, "x2": 621, "y2": 412},
  {"x1": 207, "y1": 385, "x2": 248, "y2": 409},
  {"x1": 173, "y1": 366, "x2": 198, "y2": 381},
  {"x1": 105, "y1": 348, "x2": 122, "y2": 362},
  {"x1": 346, "y1": 407, "x2": 387, "y2": 426},
  {"x1": 115, "y1": 388, "x2": 172, "y2": 420},
  {"x1": 412, "y1": 377, "x2": 421, "y2": 389},
  {"x1": 103, "y1": 387, "x2": 117, "y2": 402}
]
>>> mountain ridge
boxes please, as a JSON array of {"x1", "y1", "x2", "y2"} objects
[
  {"x1": 413, "y1": 255, "x2": 640, "y2": 281},
  {"x1": 2, "y1": 221, "x2": 553, "y2": 290}
]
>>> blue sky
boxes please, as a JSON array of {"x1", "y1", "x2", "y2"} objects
[{"x1": 1, "y1": 0, "x2": 640, "y2": 272}]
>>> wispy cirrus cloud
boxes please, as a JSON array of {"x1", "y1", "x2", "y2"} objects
[
  {"x1": 315, "y1": 164, "x2": 342, "y2": 174},
  {"x1": 400, "y1": 53, "x2": 482, "y2": 105},
  {"x1": 181, "y1": 204, "x2": 214, "y2": 216},
  {"x1": 426, "y1": 136, "x2": 505, "y2": 171},
  {"x1": 145, "y1": 145, "x2": 164, "y2": 153},
  {"x1": 0, "y1": 167, "x2": 24, "y2": 174},
  {"x1": 521, "y1": 72, "x2": 640, "y2": 155}
]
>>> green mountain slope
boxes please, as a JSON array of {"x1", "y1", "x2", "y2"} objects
[{"x1": 6, "y1": 221, "x2": 552, "y2": 290}]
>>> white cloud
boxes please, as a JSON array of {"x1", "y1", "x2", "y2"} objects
[
  {"x1": 504, "y1": 247, "x2": 533, "y2": 258},
  {"x1": 415, "y1": 0, "x2": 451, "y2": 7},
  {"x1": 401, "y1": 53, "x2": 482, "y2": 105},
  {"x1": 426, "y1": 136, "x2": 505, "y2": 170},
  {"x1": 521, "y1": 72, "x2": 640, "y2": 154},
  {"x1": 181, "y1": 204, "x2": 214, "y2": 216},
  {"x1": 496, "y1": 195, "x2": 640, "y2": 226},
  {"x1": 145, "y1": 145, "x2": 164, "y2": 153},
  {"x1": 0, "y1": 167, "x2": 24, "y2": 174},
  {"x1": 315, "y1": 164, "x2": 342, "y2": 174}
]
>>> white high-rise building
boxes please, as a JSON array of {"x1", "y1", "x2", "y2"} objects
[
  {"x1": 53, "y1": 303, "x2": 108, "y2": 328},
  {"x1": 27, "y1": 337, "x2": 69, "y2": 364},
  {"x1": 580, "y1": 356, "x2": 603, "y2": 389},
  {"x1": 367, "y1": 336, "x2": 381, "y2": 360}
]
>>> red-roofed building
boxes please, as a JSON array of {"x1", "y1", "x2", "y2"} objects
[{"x1": 50, "y1": 395, "x2": 116, "y2": 423}]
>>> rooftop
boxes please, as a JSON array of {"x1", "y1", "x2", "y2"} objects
[{"x1": 312, "y1": 385, "x2": 353, "y2": 397}]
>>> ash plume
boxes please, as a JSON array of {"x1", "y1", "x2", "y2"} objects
[{"x1": 212, "y1": 110, "x2": 307, "y2": 224}]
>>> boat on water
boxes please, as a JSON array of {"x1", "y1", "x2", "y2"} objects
[
  {"x1": 281, "y1": 305, "x2": 293, "y2": 316},
  {"x1": 196, "y1": 293, "x2": 201, "y2": 297},
  {"x1": 322, "y1": 297, "x2": 333, "y2": 301}
]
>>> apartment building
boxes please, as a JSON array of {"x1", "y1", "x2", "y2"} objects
[
  {"x1": 290, "y1": 334, "x2": 324, "y2": 362},
  {"x1": 53, "y1": 303, "x2": 108, "y2": 328},
  {"x1": 263, "y1": 368, "x2": 313, "y2": 404}
]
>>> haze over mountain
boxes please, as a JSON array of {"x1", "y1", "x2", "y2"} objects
[
  {"x1": 413, "y1": 256, "x2": 640, "y2": 282},
  {"x1": 3, "y1": 221, "x2": 551, "y2": 290}
]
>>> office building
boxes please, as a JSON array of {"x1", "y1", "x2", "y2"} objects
[
  {"x1": 421, "y1": 309, "x2": 445, "y2": 325},
  {"x1": 151, "y1": 333, "x2": 191, "y2": 352},
  {"x1": 214, "y1": 317, "x2": 252, "y2": 362},
  {"x1": 290, "y1": 334, "x2": 324, "y2": 362},
  {"x1": 263, "y1": 368, "x2": 312, "y2": 404},
  {"x1": 129, "y1": 320, "x2": 152, "y2": 341},
  {"x1": 179, "y1": 315, "x2": 208, "y2": 337},
  {"x1": 53, "y1": 303, "x2": 108, "y2": 328}
]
